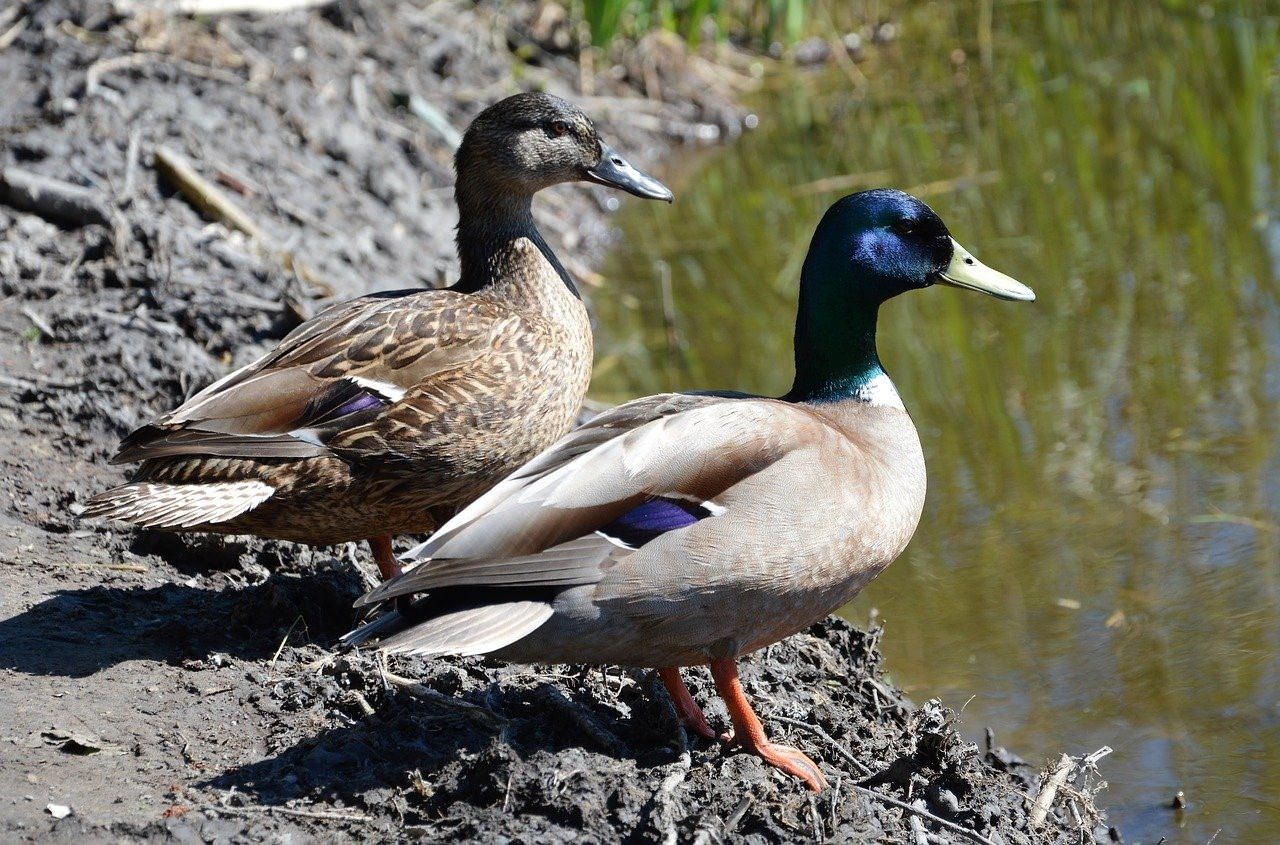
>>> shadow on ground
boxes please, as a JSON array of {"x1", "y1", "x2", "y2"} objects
[
  {"x1": 0, "y1": 567, "x2": 366, "y2": 677},
  {"x1": 201, "y1": 657, "x2": 687, "y2": 819}
]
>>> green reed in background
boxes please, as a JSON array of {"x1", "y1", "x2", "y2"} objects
[
  {"x1": 581, "y1": 0, "x2": 810, "y2": 47},
  {"x1": 594, "y1": 2, "x2": 1279, "y2": 843}
]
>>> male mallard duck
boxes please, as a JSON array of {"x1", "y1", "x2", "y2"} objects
[
  {"x1": 85, "y1": 93, "x2": 673, "y2": 582},
  {"x1": 345, "y1": 189, "x2": 1034, "y2": 790}
]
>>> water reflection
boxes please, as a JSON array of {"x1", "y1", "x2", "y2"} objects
[{"x1": 594, "y1": 3, "x2": 1279, "y2": 843}]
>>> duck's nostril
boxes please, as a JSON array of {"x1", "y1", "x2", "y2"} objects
[
  {"x1": 612, "y1": 157, "x2": 625, "y2": 166},
  {"x1": 965, "y1": 257, "x2": 974, "y2": 265}
]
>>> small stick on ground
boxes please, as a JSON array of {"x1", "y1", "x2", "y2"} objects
[
  {"x1": 20, "y1": 307, "x2": 57, "y2": 340},
  {"x1": 0, "y1": 374, "x2": 88, "y2": 392},
  {"x1": 809, "y1": 795, "x2": 824, "y2": 842},
  {"x1": 652, "y1": 751, "x2": 691, "y2": 845},
  {"x1": 1029, "y1": 753, "x2": 1075, "y2": 828},
  {"x1": 850, "y1": 785, "x2": 997, "y2": 845},
  {"x1": 0, "y1": 167, "x2": 111, "y2": 227},
  {"x1": 0, "y1": 15, "x2": 28, "y2": 51},
  {"x1": 380, "y1": 666, "x2": 506, "y2": 728},
  {"x1": 136, "y1": 0, "x2": 338, "y2": 14},
  {"x1": 268, "y1": 616, "x2": 303, "y2": 673},
  {"x1": 63, "y1": 562, "x2": 149, "y2": 573},
  {"x1": 770, "y1": 715, "x2": 874, "y2": 776},
  {"x1": 207, "y1": 803, "x2": 371, "y2": 823},
  {"x1": 121, "y1": 129, "x2": 142, "y2": 205},
  {"x1": 908, "y1": 800, "x2": 929, "y2": 845},
  {"x1": 538, "y1": 685, "x2": 626, "y2": 756},
  {"x1": 85, "y1": 53, "x2": 156, "y2": 98},
  {"x1": 345, "y1": 690, "x2": 376, "y2": 717},
  {"x1": 692, "y1": 795, "x2": 752, "y2": 845},
  {"x1": 767, "y1": 705, "x2": 996, "y2": 845},
  {"x1": 153, "y1": 146, "x2": 264, "y2": 239},
  {"x1": 95, "y1": 309, "x2": 184, "y2": 337}
]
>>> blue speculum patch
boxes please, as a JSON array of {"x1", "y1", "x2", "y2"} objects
[
  {"x1": 599, "y1": 497, "x2": 713, "y2": 548},
  {"x1": 334, "y1": 392, "x2": 388, "y2": 418}
]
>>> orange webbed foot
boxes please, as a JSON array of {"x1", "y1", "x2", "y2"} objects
[
  {"x1": 710, "y1": 658, "x2": 828, "y2": 792},
  {"x1": 739, "y1": 738, "x2": 829, "y2": 792}
]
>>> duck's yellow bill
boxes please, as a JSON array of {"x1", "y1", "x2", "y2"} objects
[{"x1": 937, "y1": 238, "x2": 1036, "y2": 302}]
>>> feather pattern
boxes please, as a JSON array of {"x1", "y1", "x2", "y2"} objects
[
  {"x1": 84, "y1": 92, "x2": 686, "y2": 546},
  {"x1": 338, "y1": 189, "x2": 1032, "y2": 794},
  {"x1": 342, "y1": 189, "x2": 1042, "y2": 669},
  {"x1": 378, "y1": 601, "x2": 554, "y2": 657},
  {"x1": 351, "y1": 392, "x2": 927, "y2": 671},
  {"x1": 88, "y1": 240, "x2": 594, "y2": 544},
  {"x1": 82, "y1": 479, "x2": 275, "y2": 529},
  {"x1": 397, "y1": 395, "x2": 798, "y2": 564}
]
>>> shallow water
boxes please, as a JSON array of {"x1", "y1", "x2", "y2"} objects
[{"x1": 592, "y1": 3, "x2": 1280, "y2": 843}]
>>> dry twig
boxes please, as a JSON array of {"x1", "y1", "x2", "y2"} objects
[
  {"x1": 652, "y1": 751, "x2": 691, "y2": 845},
  {"x1": 768, "y1": 713, "x2": 996, "y2": 845},
  {"x1": 380, "y1": 667, "x2": 506, "y2": 728},
  {"x1": 0, "y1": 374, "x2": 87, "y2": 392},
  {"x1": 851, "y1": 785, "x2": 997, "y2": 845},
  {"x1": 908, "y1": 801, "x2": 929, "y2": 845},
  {"x1": 208, "y1": 803, "x2": 371, "y2": 823},
  {"x1": 21, "y1": 307, "x2": 57, "y2": 340},
  {"x1": 0, "y1": 15, "x2": 27, "y2": 51},
  {"x1": 538, "y1": 685, "x2": 626, "y2": 756},
  {"x1": 0, "y1": 167, "x2": 111, "y2": 227},
  {"x1": 1029, "y1": 753, "x2": 1075, "y2": 828},
  {"x1": 770, "y1": 715, "x2": 874, "y2": 776},
  {"x1": 692, "y1": 796, "x2": 752, "y2": 845},
  {"x1": 85, "y1": 53, "x2": 157, "y2": 97},
  {"x1": 119, "y1": 0, "x2": 335, "y2": 14},
  {"x1": 346, "y1": 690, "x2": 376, "y2": 717},
  {"x1": 153, "y1": 146, "x2": 264, "y2": 239}
]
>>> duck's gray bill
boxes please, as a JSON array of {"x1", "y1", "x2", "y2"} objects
[{"x1": 585, "y1": 142, "x2": 674, "y2": 202}]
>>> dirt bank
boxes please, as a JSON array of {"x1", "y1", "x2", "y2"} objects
[{"x1": 0, "y1": 1, "x2": 1109, "y2": 841}]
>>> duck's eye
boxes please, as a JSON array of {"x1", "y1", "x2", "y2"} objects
[
  {"x1": 892, "y1": 219, "x2": 916, "y2": 236},
  {"x1": 549, "y1": 119, "x2": 571, "y2": 137}
]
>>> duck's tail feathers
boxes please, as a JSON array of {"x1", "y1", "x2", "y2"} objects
[
  {"x1": 82, "y1": 480, "x2": 275, "y2": 529},
  {"x1": 339, "y1": 607, "x2": 407, "y2": 650},
  {"x1": 344, "y1": 600, "x2": 553, "y2": 658}
]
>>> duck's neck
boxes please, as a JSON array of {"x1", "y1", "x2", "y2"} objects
[
  {"x1": 785, "y1": 269, "x2": 903, "y2": 410},
  {"x1": 452, "y1": 173, "x2": 579, "y2": 301}
]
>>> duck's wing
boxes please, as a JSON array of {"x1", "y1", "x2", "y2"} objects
[
  {"x1": 354, "y1": 393, "x2": 833, "y2": 608},
  {"x1": 112, "y1": 289, "x2": 515, "y2": 463}
]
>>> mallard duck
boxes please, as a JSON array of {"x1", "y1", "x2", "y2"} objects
[
  {"x1": 85, "y1": 93, "x2": 673, "y2": 583},
  {"x1": 345, "y1": 189, "x2": 1034, "y2": 790}
]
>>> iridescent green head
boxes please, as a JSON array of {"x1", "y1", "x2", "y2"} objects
[{"x1": 790, "y1": 190, "x2": 1034, "y2": 403}]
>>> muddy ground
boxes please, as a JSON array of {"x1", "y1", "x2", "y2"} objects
[{"x1": 0, "y1": 2, "x2": 1111, "y2": 842}]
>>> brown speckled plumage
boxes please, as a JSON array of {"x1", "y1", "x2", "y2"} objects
[{"x1": 86, "y1": 93, "x2": 670, "y2": 552}]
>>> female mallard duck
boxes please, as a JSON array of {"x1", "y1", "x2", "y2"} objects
[
  {"x1": 85, "y1": 93, "x2": 673, "y2": 582},
  {"x1": 345, "y1": 189, "x2": 1034, "y2": 790}
]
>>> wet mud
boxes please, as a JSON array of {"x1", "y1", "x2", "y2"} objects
[{"x1": 0, "y1": 2, "x2": 1108, "y2": 841}]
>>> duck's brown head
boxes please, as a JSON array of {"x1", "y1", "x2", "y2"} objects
[{"x1": 455, "y1": 92, "x2": 673, "y2": 201}]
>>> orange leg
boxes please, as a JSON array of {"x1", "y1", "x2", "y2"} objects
[
  {"x1": 369, "y1": 535, "x2": 402, "y2": 581},
  {"x1": 710, "y1": 659, "x2": 829, "y2": 792},
  {"x1": 368, "y1": 535, "x2": 414, "y2": 615},
  {"x1": 659, "y1": 667, "x2": 725, "y2": 742}
]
